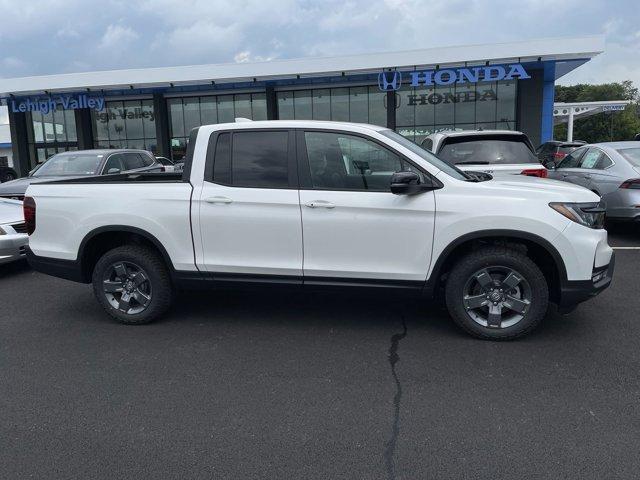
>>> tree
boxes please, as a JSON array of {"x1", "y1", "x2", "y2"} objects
[{"x1": 553, "y1": 81, "x2": 640, "y2": 143}]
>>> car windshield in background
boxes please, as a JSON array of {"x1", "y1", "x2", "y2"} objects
[
  {"x1": 617, "y1": 148, "x2": 640, "y2": 167},
  {"x1": 379, "y1": 130, "x2": 469, "y2": 181},
  {"x1": 33, "y1": 153, "x2": 103, "y2": 177},
  {"x1": 558, "y1": 146, "x2": 580, "y2": 155},
  {"x1": 439, "y1": 136, "x2": 538, "y2": 165}
]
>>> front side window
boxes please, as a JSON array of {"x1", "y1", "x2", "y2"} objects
[
  {"x1": 213, "y1": 131, "x2": 289, "y2": 188},
  {"x1": 121, "y1": 153, "x2": 145, "y2": 170},
  {"x1": 304, "y1": 131, "x2": 404, "y2": 191},
  {"x1": 102, "y1": 155, "x2": 124, "y2": 174},
  {"x1": 32, "y1": 152, "x2": 103, "y2": 177}
]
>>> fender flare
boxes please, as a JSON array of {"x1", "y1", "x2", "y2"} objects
[{"x1": 425, "y1": 229, "x2": 568, "y2": 294}]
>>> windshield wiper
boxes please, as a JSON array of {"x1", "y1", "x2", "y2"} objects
[{"x1": 454, "y1": 161, "x2": 491, "y2": 165}]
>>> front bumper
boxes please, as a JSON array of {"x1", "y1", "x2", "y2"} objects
[
  {"x1": 557, "y1": 253, "x2": 615, "y2": 313},
  {"x1": 0, "y1": 228, "x2": 28, "y2": 265}
]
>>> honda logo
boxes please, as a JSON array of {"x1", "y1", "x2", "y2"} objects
[{"x1": 378, "y1": 71, "x2": 402, "y2": 92}]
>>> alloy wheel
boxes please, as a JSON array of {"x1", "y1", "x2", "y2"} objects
[
  {"x1": 462, "y1": 266, "x2": 532, "y2": 329},
  {"x1": 102, "y1": 261, "x2": 152, "y2": 314}
]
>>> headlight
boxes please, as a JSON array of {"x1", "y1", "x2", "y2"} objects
[{"x1": 549, "y1": 202, "x2": 606, "y2": 229}]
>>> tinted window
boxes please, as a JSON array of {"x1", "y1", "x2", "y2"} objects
[
  {"x1": 579, "y1": 149, "x2": 603, "y2": 169},
  {"x1": 379, "y1": 129, "x2": 468, "y2": 181},
  {"x1": 597, "y1": 154, "x2": 613, "y2": 169},
  {"x1": 120, "y1": 153, "x2": 145, "y2": 170},
  {"x1": 212, "y1": 133, "x2": 231, "y2": 184},
  {"x1": 305, "y1": 131, "x2": 406, "y2": 191},
  {"x1": 140, "y1": 153, "x2": 155, "y2": 167},
  {"x1": 231, "y1": 131, "x2": 289, "y2": 188},
  {"x1": 438, "y1": 136, "x2": 538, "y2": 165},
  {"x1": 421, "y1": 137, "x2": 433, "y2": 151},
  {"x1": 617, "y1": 148, "x2": 640, "y2": 167},
  {"x1": 103, "y1": 155, "x2": 124, "y2": 174},
  {"x1": 557, "y1": 147, "x2": 586, "y2": 169}
]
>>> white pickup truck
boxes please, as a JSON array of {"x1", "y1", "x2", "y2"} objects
[{"x1": 24, "y1": 120, "x2": 614, "y2": 340}]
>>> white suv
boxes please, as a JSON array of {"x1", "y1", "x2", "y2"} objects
[
  {"x1": 25, "y1": 120, "x2": 613, "y2": 340},
  {"x1": 422, "y1": 130, "x2": 547, "y2": 178}
]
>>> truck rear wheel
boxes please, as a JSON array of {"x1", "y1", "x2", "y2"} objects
[
  {"x1": 92, "y1": 245, "x2": 173, "y2": 325},
  {"x1": 445, "y1": 246, "x2": 549, "y2": 340}
]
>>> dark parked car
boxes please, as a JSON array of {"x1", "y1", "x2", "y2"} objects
[
  {"x1": 0, "y1": 149, "x2": 163, "y2": 201},
  {"x1": 0, "y1": 166, "x2": 18, "y2": 183},
  {"x1": 536, "y1": 140, "x2": 586, "y2": 167}
]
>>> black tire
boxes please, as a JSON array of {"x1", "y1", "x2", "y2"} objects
[
  {"x1": 92, "y1": 245, "x2": 173, "y2": 325},
  {"x1": 445, "y1": 245, "x2": 549, "y2": 340}
]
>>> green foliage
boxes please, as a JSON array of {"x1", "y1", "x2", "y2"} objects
[{"x1": 553, "y1": 81, "x2": 640, "y2": 143}]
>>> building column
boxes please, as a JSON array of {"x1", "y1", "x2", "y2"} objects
[
  {"x1": 8, "y1": 108, "x2": 30, "y2": 177},
  {"x1": 266, "y1": 86, "x2": 278, "y2": 120},
  {"x1": 540, "y1": 62, "x2": 556, "y2": 144},
  {"x1": 516, "y1": 68, "x2": 544, "y2": 147},
  {"x1": 74, "y1": 108, "x2": 94, "y2": 149},
  {"x1": 153, "y1": 93, "x2": 170, "y2": 157},
  {"x1": 386, "y1": 91, "x2": 396, "y2": 130}
]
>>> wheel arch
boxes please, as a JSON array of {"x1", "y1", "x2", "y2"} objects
[
  {"x1": 78, "y1": 225, "x2": 175, "y2": 283},
  {"x1": 425, "y1": 229, "x2": 567, "y2": 303}
]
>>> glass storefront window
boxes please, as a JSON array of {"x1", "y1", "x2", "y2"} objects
[
  {"x1": 395, "y1": 77, "x2": 518, "y2": 142},
  {"x1": 276, "y1": 86, "x2": 388, "y2": 127},
  {"x1": 27, "y1": 103, "x2": 81, "y2": 170},
  {"x1": 91, "y1": 99, "x2": 158, "y2": 153},
  {"x1": 166, "y1": 92, "x2": 268, "y2": 160}
]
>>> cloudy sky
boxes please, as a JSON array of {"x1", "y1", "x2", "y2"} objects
[{"x1": 0, "y1": 0, "x2": 638, "y2": 87}]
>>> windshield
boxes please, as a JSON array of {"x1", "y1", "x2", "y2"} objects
[
  {"x1": 379, "y1": 130, "x2": 469, "y2": 181},
  {"x1": 617, "y1": 148, "x2": 640, "y2": 167},
  {"x1": 439, "y1": 136, "x2": 538, "y2": 165},
  {"x1": 33, "y1": 153, "x2": 103, "y2": 177}
]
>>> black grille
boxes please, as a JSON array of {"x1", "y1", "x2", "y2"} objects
[
  {"x1": 11, "y1": 223, "x2": 27, "y2": 234},
  {"x1": 19, "y1": 245, "x2": 26, "y2": 255}
]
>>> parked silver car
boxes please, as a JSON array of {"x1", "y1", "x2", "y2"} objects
[
  {"x1": 547, "y1": 141, "x2": 640, "y2": 221},
  {"x1": 0, "y1": 198, "x2": 28, "y2": 265},
  {"x1": 0, "y1": 149, "x2": 164, "y2": 201}
]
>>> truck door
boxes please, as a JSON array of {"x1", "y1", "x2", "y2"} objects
[
  {"x1": 297, "y1": 129, "x2": 436, "y2": 283},
  {"x1": 195, "y1": 129, "x2": 303, "y2": 279}
]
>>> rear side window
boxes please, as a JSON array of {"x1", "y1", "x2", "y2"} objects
[
  {"x1": 213, "y1": 131, "x2": 289, "y2": 188},
  {"x1": 437, "y1": 135, "x2": 538, "y2": 165}
]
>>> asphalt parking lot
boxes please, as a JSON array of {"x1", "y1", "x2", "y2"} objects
[{"x1": 1, "y1": 226, "x2": 639, "y2": 480}]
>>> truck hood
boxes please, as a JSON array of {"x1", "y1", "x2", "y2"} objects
[
  {"x1": 477, "y1": 175, "x2": 600, "y2": 202},
  {"x1": 0, "y1": 198, "x2": 24, "y2": 224}
]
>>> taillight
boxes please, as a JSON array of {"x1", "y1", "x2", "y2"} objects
[
  {"x1": 620, "y1": 179, "x2": 640, "y2": 189},
  {"x1": 553, "y1": 152, "x2": 566, "y2": 160},
  {"x1": 521, "y1": 169, "x2": 548, "y2": 178},
  {"x1": 23, "y1": 196, "x2": 36, "y2": 235}
]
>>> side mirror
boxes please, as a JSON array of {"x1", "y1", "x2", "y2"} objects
[
  {"x1": 107, "y1": 168, "x2": 121, "y2": 174},
  {"x1": 543, "y1": 160, "x2": 556, "y2": 170},
  {"x1": 390, "y1": 171, "x2": 427, "y2": 195}
]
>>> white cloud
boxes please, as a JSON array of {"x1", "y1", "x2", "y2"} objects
[
  {"x1": 98, "y1": 24, "x2": 139, "y2": 50},
  {"x1": 0, "y1": 0, "x2": 636, "y2": 91}
]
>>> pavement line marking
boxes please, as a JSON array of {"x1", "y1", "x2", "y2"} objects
[{"x1": 612, "y1": 246, "x2": 640, "y2": 250}]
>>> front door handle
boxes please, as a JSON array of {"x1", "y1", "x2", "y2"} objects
[
  {"x1": 305, "y1": 201, "x2": 335, "y2": 209},
  {"x1": 205, "y1": 196, "x2": 233, "y2": 204},
  {"x1": 584, "y1": 174, "x2": 592, "y2": 179}
]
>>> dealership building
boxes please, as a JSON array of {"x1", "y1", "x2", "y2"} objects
[{"x1": 0, "y1": 35, "x2": 604, "y2": 176}]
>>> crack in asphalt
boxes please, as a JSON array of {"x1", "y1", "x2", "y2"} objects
[{"x1": 383, "y1": 316, "x2": 408, "y2": 480}]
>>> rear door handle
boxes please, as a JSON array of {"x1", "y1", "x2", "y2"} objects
[
  {"x1": 305, "y1": 201, "x2": 335, "y2": 209},
  {"x1": 205, "y1": 196, "x2": 233, "y2": 204}
]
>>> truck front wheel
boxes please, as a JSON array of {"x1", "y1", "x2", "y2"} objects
[
  {"x1": 92, "y1": 245, "x2": 173, "y2": 325},
  {"x1": 445, "y1": 246, "x2": 549, "y2": 340}
]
